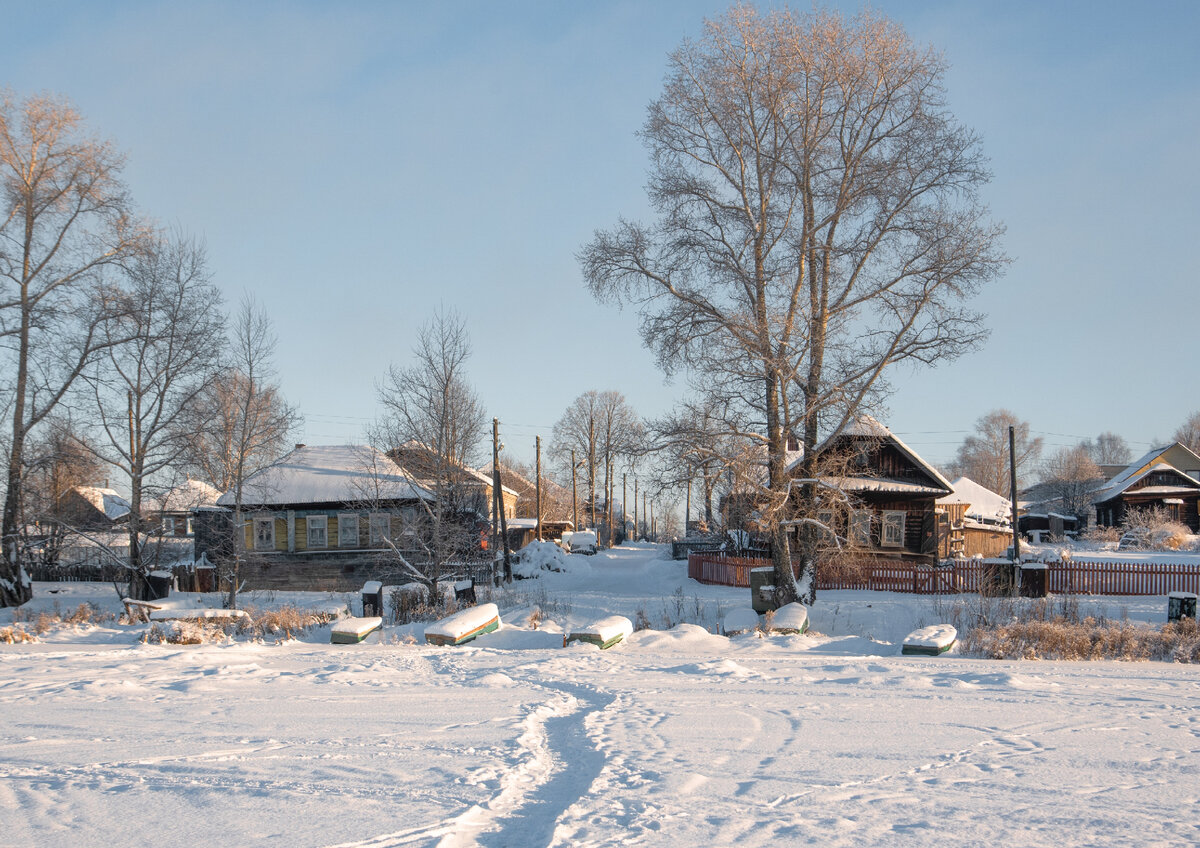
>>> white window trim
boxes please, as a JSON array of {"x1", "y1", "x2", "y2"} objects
[
  {"x1": 307, "y1": 514, "x2": 328, "y2": 549},
  {"x1": 850, "y1": 509, "x2": 872, "y2": 546},
  {"x1": 881, "y1": 511, "x2": 905, "y2": 548},
  {"x1": 162, "y1": 516, "x2": 175, "y2": 535},
  {"x1": 185, "y1": 517, "x2": 194, "y2": 536},
  {"x1": 338, "y1": 513, "x2": 359, "y2": 547},
  {"x1": 254, "y1": 516, "x2": 276, "y2": 551},
  {"x1": 368, "y1": 512, "x2": 391, "y2": 546}
]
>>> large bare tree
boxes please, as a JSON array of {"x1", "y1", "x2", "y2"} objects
[
  {"x1": 83, "y1": 234, "x2": 224, "y2": 597},
  {"x1": 377, "y1": 308, "x2": 487, "y2": 586},
  {"x1": 0, "y1": 91, "x2": 148, "y2": 606},
  {"x1": 951, "y1": 409, "x2": 1042, "y2": 496},
  {"x1": 1173, "y1": 413, "x2": 1200, "y2": 456},
  {"x1": 581, "y1": 7, "x2": 1005, "y2": 601}
]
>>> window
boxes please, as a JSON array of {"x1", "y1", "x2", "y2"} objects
[
  {"x1": 307, "y1": 515, "x2": 328, "y2": 549},
  {"x1": 881, "y1": 511, "x2": 905, "y2": 547},
  {"x1": 338, "y1": 513, "x2": 359, "y2": 547},
  {"x1": 254, "y1": 517, "x2": 276, "y2": 551},
  {"x1": 369, "y1": 512, "x2": 391, "y2": 546},
  {"x1": 162, "y1": 516, "x2": 176, "y2": 535},
  {"x1": 816, "y1": 509, "x2": 834, "y2": 531},
  {"x1": 850, "y1": 510, "x2": 872, "y2": 546},
  {"x1": 185, "y1": 517, "x2": 194, "y2": 536}
]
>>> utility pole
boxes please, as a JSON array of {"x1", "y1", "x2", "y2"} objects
[
  {"x1": 643, "y1": 492, "x2": 647, "y2": 540},
  {"x1": 633, "y1": 478, "x2": 639, "y2": 540},
  {"x1": 535, "y1": 435, "x2": 542, "y2": 542},
  {"x1": 606, "y1": 455, "x2": 614, "y2": 548},
  {"x1": 492, "y1": 418, "x2": 512, "y2": 582},
  {"x1": 127, "y1": 390, "x2": 140, "y2": 596},
  {"x1": 571, "y1": 448, "x2": 578, "y2": 531},
  {"x1": 622, "y1": 473, "x2": 627, "y2": 545},
  {"x1": 1009, "y1": 425, "x2": 1021, "y2": 573}
]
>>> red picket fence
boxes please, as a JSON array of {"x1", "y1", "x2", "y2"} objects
[
  {"x1": 687, "y1": 552, "x2": 1200, "y2": 596},
  {"x1": 1047, "y1": 558, "x2": 1200, "y2": 596}
]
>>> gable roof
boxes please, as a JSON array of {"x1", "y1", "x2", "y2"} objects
[
  {"x1": 789, "y1": 415, "x2": 953, "y2": 495},
  {"x1": 71, "y1": 486, "x2": 131, "y2": 521},
  {"x1": 391, "y1": 441, "x2": 519, "y2": 497},
  {"x1": 938, "y1": 476, "x2": 1012, "y2": 523},
  {"x1": 1091, "y1": 442, "x2": 1200, "y2": 505},
  {"x1": 1092, "y1": 462, "x2": 1200, "y2": 505},
  {"x1": 217, "y1": 445, "x2": 434, "y2": 507}
]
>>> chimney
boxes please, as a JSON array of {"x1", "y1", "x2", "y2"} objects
[{"x1": 294, "y1": 443, "x2": 306, "y2": 450}]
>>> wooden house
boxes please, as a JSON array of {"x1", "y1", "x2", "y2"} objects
[
  {"x1": 206, "y1": 445, "x2": 436, "y2": 590},
  {"x1": 784, "y1": 416, "x2": 953, "y2": 565},
  {"x1": 936, "y1": 476, "x2": 1013, "y2": 558},
  {"x1": 57, "y1": 486, "x2": 131, "y2": 531},
  {"x1": 1092, "y1": 443, "x2": 1200, "y2": 531},
  {"x1": 145, "y1": 478, "x2": 221, "y2": 537},
  {"x1": 389, "y1": 441, "x2": 518, "y2": 523}
]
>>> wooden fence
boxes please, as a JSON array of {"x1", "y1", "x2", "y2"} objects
[{"x1": 687, "y1": 552, "x2": 1200, "y2": 596}]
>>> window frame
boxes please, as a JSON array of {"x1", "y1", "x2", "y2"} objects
[
  {"x1": 253, "y1": 516, "x2": 276, "y2": 551},
  {"x1": 881, "y1": 510, "x2": 906, "y2": 548},
  {"x1": 306, "y1": 514, "x2": 328, "y2": 549},
  {"x1": 368, "y1": 512, "x2": 391, "y2": 546},
  {"x1": 850, "y1": 509, "x2": 872, "y2": 546},
  {"x1": 338, "y1": 513, "x2": 359, "y2": 548}
]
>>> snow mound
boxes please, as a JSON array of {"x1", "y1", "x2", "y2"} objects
[
  {"x1": 512, "y1": 540, "x2": 584, "y2": 578},
  {"x1": 902, "y1": 624, "x2": 957, "y2": 656},
  {"x1": 626, "y1": 623, "x2": 728, "y2": 652}
]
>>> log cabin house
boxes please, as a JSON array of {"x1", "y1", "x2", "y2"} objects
[{"x1": 1092, "y1": 443, "x2": 1200, "y2": 531}]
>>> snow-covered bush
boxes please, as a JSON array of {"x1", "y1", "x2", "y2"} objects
[
  {"x1": 512, "y1": 540, "x2": 573, "y2": 578},
  {"x1": 1119, "y1": 506, "x2": 1192, "y2": 551}
]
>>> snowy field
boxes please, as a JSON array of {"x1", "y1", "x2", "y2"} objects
[{"x1": 2, "y1": 543, "x2": 1199, "y2": 847}]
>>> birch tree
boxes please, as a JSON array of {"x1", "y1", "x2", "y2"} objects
[
  {"x1": 581, "y1": 7, "x2": 1005, "y2": 602},
  {"x1": 377, "y1": 308, "x2": 487, "y2": 586},
  {"x1": 83, "y1": 234, "x2": 224, "y2": 597},
  {"x1": 0, "y1": 91, "x2": 148, "y2": 606}
]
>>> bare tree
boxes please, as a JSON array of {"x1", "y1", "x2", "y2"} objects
[
  {"x1": 187, "y1": 298, "x2": 298, "y2": 609},
  {"x1": 376, "y1": 308, "x2": 487, "y2": 589},
  {"x1": 17, "y1": 417, "x2": 104, "y2": 568},
  {"x1": 1173, "y1": 412, "x2": 1200, "y2": 456},
  {"x1": 0, "y1": 91, "x2": 150, "y2": 606},
  {"x1": 1083, "y1": 431, "x2": 1132, "y2": 467},
  {"x1": 951, "y1": 409, "x2": 1043, "y2": 496},
  {"x1": 581, "y1": 7, "x2": 1005, "y2": 602},
  {"x1": 83, "y1": 234, "x2": 224, "y2": 597},
  {"x1": 1038, "y1": 445, "x2": 1103, "y2": 524},
  {"x1": 550, "y1": 392, "x2": 603, "y2": 530}
]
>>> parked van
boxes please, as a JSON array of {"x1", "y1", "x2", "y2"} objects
[{"x1": 568, "y1": 530, "x2": 598, "y2": 555}]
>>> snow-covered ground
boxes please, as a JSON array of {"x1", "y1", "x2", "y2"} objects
[{"x1": 2, "y1": 543, "x2": 1198, "y2": 847}]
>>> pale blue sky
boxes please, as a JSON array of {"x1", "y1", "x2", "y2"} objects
[{"x1": 4, "y1": 1, "x2": 1198, "y2": 475}]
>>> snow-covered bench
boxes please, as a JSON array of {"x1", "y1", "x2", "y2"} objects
[
  {"x1": 148, "y1": 608, "x2": 249, "y2": 623},
  {"x1": 331, "y1": 616, "x2": 383, "y2": 645},
  {"x1": 565, "y1": 615, "x2": 633, "y2": 650},
  {"x1": 425, "y1": 603, "x2": 501, "y2": 646},
  {"x1": 902, "y1": 624, "x2": 957, "y2": 656},
  {"x1": 766, "y1": 602, "x2": 808, "y2": 635},
  {"x1": 722, "y1": 608, "x2": 761, "y2": 636}
]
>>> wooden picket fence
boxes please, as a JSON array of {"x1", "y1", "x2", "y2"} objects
[{"x1": 687, "y1": 552, "x2": 1200, "y2": 596}]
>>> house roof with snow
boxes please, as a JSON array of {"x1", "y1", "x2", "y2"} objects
[
  {"x1": 1092, "y1": 461, "x2": 1200, "y2": 505},
  {"x1": 145, "y1": 479, "x2": 222, "y2": 513},
  {"x1": 391, "y1": 441, "x2": 519, "y2": 497},
  {"x1": 788, "y1": 414, "x2": 953, "y2": 496},
  {"x1": 216, "y1": 445, "x2": 434, "y2": 508},
  {"x1": 938, "y1": 476, "x2": 1012, "y2": 524},
  {"x1": 1091, "y1": 442, "x2": 1200, "y2": 505},
  {"x1": 72, "y1": 486, "x2": 132, "y2": 521}
]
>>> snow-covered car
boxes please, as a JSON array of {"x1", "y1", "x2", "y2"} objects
[{"x1": 568, "y1": 530, "x2": 598, "y2": 555}]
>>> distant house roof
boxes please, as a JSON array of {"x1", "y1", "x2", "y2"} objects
[
  {"x1": 938, "y1": 476, "x2": 1012, "y2": 524},
  {"x1": 216, "y1": 445, "x2": 434, "y2": 507},
  {"x1": 392, "y1": 441, "x2": 519, "y2": 497},
  {"x1": 1092, "y1": 443, "x2": 1200, "y2": 505},
  {"x1": 1092, "y1": 461, "x2": 1200, "y2": 505},
  {"x1": 146, "y1": 479, "x2": 222, "y2": 513},
  {"x1": 73, "y1": 486, "x2": 131, "y2": 521}
]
